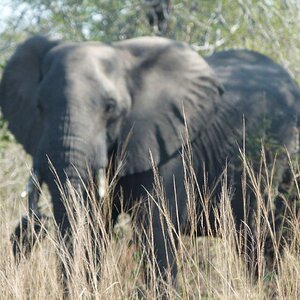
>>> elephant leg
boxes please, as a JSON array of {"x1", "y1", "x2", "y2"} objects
[
  {"x1": 265, "y1": 157, "x2": 298, "y2": 270},
  {"x1": 231, "y1": 156, "x2": 292, "y2": 277},
  {"x1": 143, "y1": 183, "x2": 181, "y2": 290},
  {"x1": 11, "y1": 213, "x2": 48, "y2": 263},
  {"x1": 139, "y1": 204, "x2": 178, "y2": 295},
  {"x1": 147, "y1": 156, "x2": 187, "y2": 290},
  {"x1": 51, "y1": 195, "x2": 73, "y2": 296},
  {"x1": 117, "y1": 161, "x2": 182, "y2": 291},
  {"x1": 52, "y1": 199, "x2": 71, "y2": 237},
  {"x1": 153, "y1": 206, "x2": 178, "y2": 284},
  {"x1": 11, "y1": 180, "x2": 48, "y2": 262}
]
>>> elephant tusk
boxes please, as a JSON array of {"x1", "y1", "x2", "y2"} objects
[
  {"x1": 21, "y1": 171, "x2": 41, "y2": 217},
  {"x1": 20, "y1": 189, "x2": 28, "y2": 199},
  {"x1": 98, "y1": 168, "x2": 107, "y2": 198},
  {"x1": 21, "y1": 171, "x2": 38, "y2": 198}
]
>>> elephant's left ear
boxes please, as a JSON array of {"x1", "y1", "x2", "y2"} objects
[{"x1": 117, "y1": 38, "x2": 223, "y2": 175}]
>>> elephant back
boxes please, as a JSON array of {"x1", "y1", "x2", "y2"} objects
[{"x1": 205, "y1": 50, "x2": 300, "y2": 156}]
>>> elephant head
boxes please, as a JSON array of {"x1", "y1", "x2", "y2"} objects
[{"x1": 0, "y1": 35, "x2": 222, "y2": 229}]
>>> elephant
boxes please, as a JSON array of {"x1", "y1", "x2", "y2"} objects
[{"x1": 1, "y1": 35, "x2": 300, "y2": 287}]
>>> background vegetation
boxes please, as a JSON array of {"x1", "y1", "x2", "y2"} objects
[
  {"x1": 0, "y1": 0, "x2": 300, "y2": 299},
  {"x1": 1, "y1": 0, "x2": 300, "y2": 76}
]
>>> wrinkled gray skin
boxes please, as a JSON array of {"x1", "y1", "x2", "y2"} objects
[{"x1": 1, "y1": 36, "x2": 300, "y2": 284}]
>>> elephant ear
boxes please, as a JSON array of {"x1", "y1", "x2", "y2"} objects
[
  {"x1": 0, "y1": 35, "x2": 61, "y2": 155},
  {"x1": 116, "y1": 37, "x2": 224, "y2": 175}
]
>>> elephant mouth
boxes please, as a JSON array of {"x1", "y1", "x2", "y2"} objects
[{"x1": 21, "y1": 167, "x2": 107, "y2": 216}]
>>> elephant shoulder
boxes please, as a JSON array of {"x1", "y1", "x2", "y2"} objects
[
  {"x1": 204, "y1": 49, "x2": 300, "y2": 162},
  {"x1": 205, "y1": 49, "x2": 300, "y2": 113}
]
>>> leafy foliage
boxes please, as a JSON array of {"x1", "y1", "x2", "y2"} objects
[
  {"x1": 1, "y1": 0, "x2": 299, "y2": 78},
  {"x1": 0, "y1": 117, "x2": 15, "y2": 149}
]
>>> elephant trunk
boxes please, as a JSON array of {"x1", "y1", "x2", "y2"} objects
[
  {"x1": 44, "y1": 157, "x2": 100, "y2": 233},
  {"x1": 34, "y1": 132, "x2": 108, "y2": 229}
]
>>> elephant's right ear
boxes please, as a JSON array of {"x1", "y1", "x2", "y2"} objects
[{"x1": 0, "y1": 35, "x2": 61, "y2": 155}]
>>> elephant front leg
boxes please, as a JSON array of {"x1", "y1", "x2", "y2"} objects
[
  {"x1": 11, "y1": 171, "x2": 48, "y2": 262},
  {"x1": 141, "y1": 204, "x2": 179, "y2": 295}
]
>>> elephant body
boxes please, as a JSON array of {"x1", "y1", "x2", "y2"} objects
[{"x1": 1, "y1": 36, "x2": 299, "y2": 285}]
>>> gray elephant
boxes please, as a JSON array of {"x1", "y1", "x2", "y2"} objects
[{"x1": 1, "y1": 35, "x2": 299, "y2": 286}]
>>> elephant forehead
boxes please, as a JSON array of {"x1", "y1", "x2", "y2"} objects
[
  {"x1": 44, "y1": 46, "x2": 121, "y2": 89},
  {"x1": 50, "y1": 43, "x2": 118, "y2": 70}
]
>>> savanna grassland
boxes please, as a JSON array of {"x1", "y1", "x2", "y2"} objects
[
  {"x1": 1, "y1": 1, "x2": 300, "y2": 299},
  {"x1": 1, "y1": 127, "x2": 300, "y2": 299}
]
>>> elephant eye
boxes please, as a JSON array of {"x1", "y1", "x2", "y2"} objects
[{"x1": 104, "y1": 98, "x2": 117, "y2": 115}]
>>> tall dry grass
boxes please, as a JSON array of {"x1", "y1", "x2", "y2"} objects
[{"x1": 0, "y1": 138, "x2": 300, "y2": 299}]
